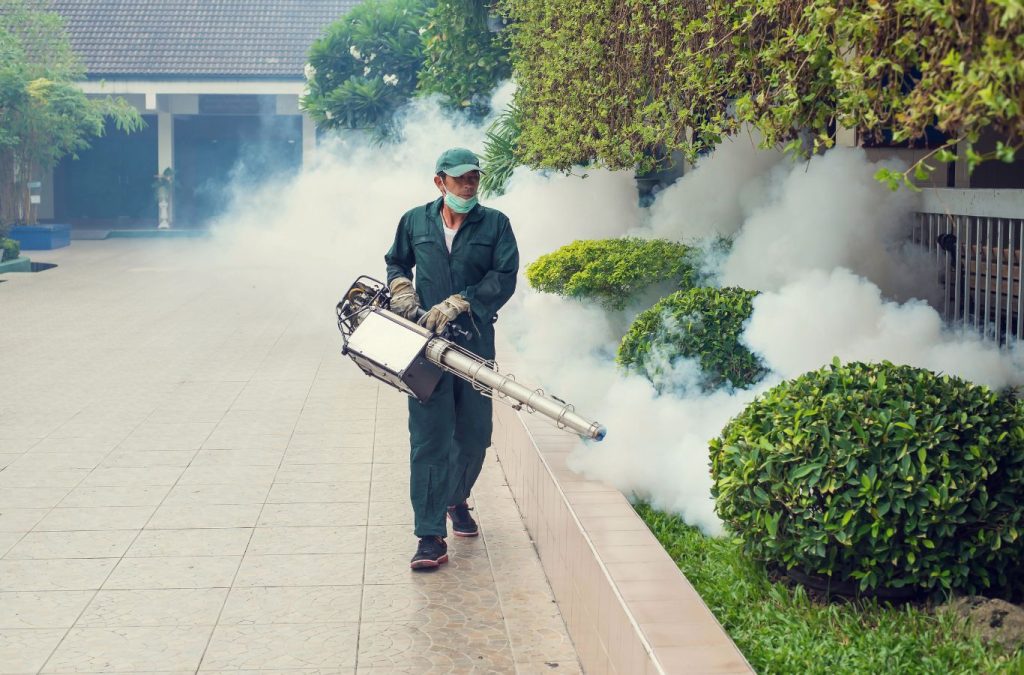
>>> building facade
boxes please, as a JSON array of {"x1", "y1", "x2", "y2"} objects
[{"x1": 42, "y1": 0, "x2": 359, "y2": 228}]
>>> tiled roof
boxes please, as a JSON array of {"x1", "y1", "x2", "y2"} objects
[{"x1": 50, "y1": 0, "x2": 362, "y2": 79}]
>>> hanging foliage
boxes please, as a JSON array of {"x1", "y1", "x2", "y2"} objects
[
  {"x1": 417, "y1": 0, "x2": 511, "y2": 118},
  {"x1": 501, "y1": 0, "x2": 1024, "y2": 186}
]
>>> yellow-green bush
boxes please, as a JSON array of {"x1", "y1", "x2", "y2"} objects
[{"x1": 525, "y1": 238, "x2": 697, "y2": 310}]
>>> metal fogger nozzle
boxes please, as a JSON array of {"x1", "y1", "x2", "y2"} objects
[{"x1": 336, "y1": 276, "x2": 607, "y2": 442}]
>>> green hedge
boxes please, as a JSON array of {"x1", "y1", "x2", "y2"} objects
[
  {"x1": 711, "y1": 360, "x2": 1024, "y2": 596},
  {"x1": 525, "y1": 237, "x2": 697, "y2": 310},
  {"x1": 617, "y1": 286, "x2": 766, "y2": 391}
]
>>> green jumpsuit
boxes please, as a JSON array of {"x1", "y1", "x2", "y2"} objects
[{"x1": 385, "y1": 196, "x2": 519, "y2": 538}]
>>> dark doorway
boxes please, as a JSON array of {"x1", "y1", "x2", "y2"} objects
[
  {"x1": 173, "y1": 114, "x2": 303, "y2": 227},
  {"x1": 54, "y1": 115, "x2": 159, "y2": 227}
]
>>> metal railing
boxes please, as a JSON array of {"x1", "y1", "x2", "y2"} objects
[{"x1": 912, "y1": 189, "x2": 1024, "y2": 345}]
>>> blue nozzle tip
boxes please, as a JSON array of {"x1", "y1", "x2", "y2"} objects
[{"x1": 594, "y1": 426, "x2": 607, "y2": 442}]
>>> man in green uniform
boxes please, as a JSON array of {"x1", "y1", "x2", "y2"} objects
[{"x1": 385, "y1": 148, "x2": 519, "y2": 569}]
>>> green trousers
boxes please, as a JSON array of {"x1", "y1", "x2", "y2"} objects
[{"x1": 408, "y1": 371, "x2": 493, "y2": 538}]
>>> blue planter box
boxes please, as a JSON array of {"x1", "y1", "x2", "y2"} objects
[{"x1": 9, "y1": 224, "x2": 71, "y2": 250}]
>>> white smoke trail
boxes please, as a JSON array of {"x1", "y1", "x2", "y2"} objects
[{"x1": 200, "y1": 85, "x2": 1022, "y2": 537}]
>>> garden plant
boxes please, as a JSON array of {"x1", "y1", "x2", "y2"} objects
[
  {"x1": 525, "y1": 237, "x2": 698, "y2": 310},
  {"x1": 617, "y1": 286, "x2": 767, "y2": 392},
  {"x1": 711, "y1": 360, "x2": 1024, "y2": 596}
]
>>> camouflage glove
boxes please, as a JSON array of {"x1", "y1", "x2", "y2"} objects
[
  {"x1": 419, "y1": 294, "x2": 470, "y2": 334},
  {"x1": 388, "y1": 277, "x2": 421, "y2": 320}
]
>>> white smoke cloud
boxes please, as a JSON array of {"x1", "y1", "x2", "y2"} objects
[{"x1": 200, "y1": 85, "x2": 1022, "y2": 538}]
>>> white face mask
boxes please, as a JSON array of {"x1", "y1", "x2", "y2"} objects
[{"x1": 443, "y1": 189, "x2": 478, "y2": 214}]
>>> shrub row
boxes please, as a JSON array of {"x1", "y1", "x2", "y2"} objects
[{"x1": 529, "y1": 237, "x2": 1024, "y2": 599}]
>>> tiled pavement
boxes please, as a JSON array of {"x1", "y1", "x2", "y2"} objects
[{"x1": 0, "y1": 240, "x2": 580, "y2": 674}]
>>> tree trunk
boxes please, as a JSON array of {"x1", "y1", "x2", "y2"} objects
[{"x1": 0, "y1": 151, "x2": 17, "y2": 230}]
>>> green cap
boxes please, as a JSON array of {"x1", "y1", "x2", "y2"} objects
[{"x1": 435, "y1": 147, "x2": 483, "y2": 177}]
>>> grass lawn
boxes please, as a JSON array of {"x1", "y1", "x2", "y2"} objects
[{"x1": 635, "y1": 503, "x2": 1024, "y2": 675}]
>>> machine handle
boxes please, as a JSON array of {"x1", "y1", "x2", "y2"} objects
[{"x1": 412, "y1": 307, "x2": 473, "y2": 341}]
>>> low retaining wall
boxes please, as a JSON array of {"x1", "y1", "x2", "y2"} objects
[
  {"x1": 493, "y1": 393, "x2": 753, "y2": 674},
  {"x1": 0, "y1": 257, "x2": 32, "y2": 273}
]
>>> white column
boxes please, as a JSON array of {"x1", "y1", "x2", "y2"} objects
[
  {"x1": 835, "y1": 125, "x2": 857, "y2": 148},
  {"x1": 954, "y1": 140, "x2": 970, "y2": 188},
  {"x1": 158, "y1": 111, "x2": 174, "y2": 174},
  {"x1": 157, "y1": 112, "x2": 174, "y2": 227},
  {"x1": 302, "y1": 113, "x2": 317, "y2": 169}
]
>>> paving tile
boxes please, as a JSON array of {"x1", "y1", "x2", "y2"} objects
[
  {"x1": 366, "y1": 499, "x2": 413, "y2": 526},
  {"x1": 41, "y1": 625, "x2": 214, "y2": 672},
  {"x1": 188, "y1": 449, "x2": 285, "y2": 466},
  {"x1": 274, "y1": 463, "x2": 373, "y2": 484},
  {"x1": 234, "y1": 553, "x2": 364, "y2": 587},
  {"x1": 246, "y1": 526, "x2": 365, "y2": 555},
  {"x1": 33, "y1": 506, "x2": 155, "y2": 532},
  {"x1": 178, "y1": 463, "x2": 280, "y2": 485},
  {"x1": 78, "y1": 467, "x2": 184, "y2": 487},
  {"x1": 5, "y1": 530, "x2": 137, "y2": 559},
  {"x1": 202, "y1": 434, "x2": 290, "y2": 451},
  {"x1": 161, "y1": 483, "x2": 270, "y2": 506},
  {"x1": 200, "y1": 622, "x2": 359, "y2": 670},
  {"x1": 0, "y1": 628, "x2": 67, "y2": 673},
  {"x1": 57, "y1": 485, "x2": 170, "y2": 508},
  {"x1": 0, "y1": 558, "x2": 116, "y2": 591},
  {"x1": 360, "y1": 582, "x2": 503, "y2": 624},
  {"x1": 103, "y1": 556, "x2": 240, "y2": 590},
  {"x1": 220, "y1": 585, "x2": 363, "y2": 624},
  {"x1": 0, "y1": 487, "x2": 71, "y2": 509},
  {"x1": 357, "y1": 620, "x2": 513, "y2": 671},
  {"x1": 77, "y1": 588, "x2": 229, "y2": 627},
  {"x1": 100, "y1": 449, "x2": 197, "y2": 468},
  {"x1": 266, "y1": 481, "x2": 371, "y2": 504},
  {"x1": 0, "y1": 469, "x2": 90, "y2": 489},
  {"x1": 126, "y1": 528, "x2": 253, "y2": 557},
  {"x1": 146, "y1": 503, "x2": 263, "y2": 529},
  {"x1": 282, "y1": 447, "x2": 373, "y2": 464},
  {"x1": 0, "y1": 508, "x2": 49, "y2": 532},
  {"x1": 257, "y1": 502, "x2": 368, "y2": 527},
  {"x1": 2, "y1": 242, "x2": 582, "y2": 674},
  {"x1": 0, "y1": 591, "x2": 94, "y2": 628},
  {"x1": 0, "y1": 532, "x2": 22, "y2": 556}
]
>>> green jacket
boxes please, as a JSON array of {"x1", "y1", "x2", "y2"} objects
[{"x1": 385, "y1": 197, "x2": 519, "y2": 337}]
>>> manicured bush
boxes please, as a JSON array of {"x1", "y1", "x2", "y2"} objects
[
  {"x1": 617, "y1": 286, "x2": 766, "y2": 391},
  {"x1": 1, "y1": 237, "x2": 19, "y2": 262},
  {"x1": 525, "y1": 238, "x2": 697, "y2": 310},
  {"x1": 710, "y1": 360, "x2": 1024, "y2": 595}
]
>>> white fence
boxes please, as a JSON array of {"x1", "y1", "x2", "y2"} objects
[{"x1": 912, "y1": 189, "x2": 1024, "y2": 344}]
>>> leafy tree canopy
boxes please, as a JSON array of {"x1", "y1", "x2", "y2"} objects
[
  {"x1": 301, "y1": 0, "x2": 432, "y2": 138},
  {"x1": 0, "y1": 0, "x2": 143, "y2": 228}
]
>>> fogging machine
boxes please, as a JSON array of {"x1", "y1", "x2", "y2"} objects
[{"x1": 336, "y1": 276, "x2": 606, "y2": 441}]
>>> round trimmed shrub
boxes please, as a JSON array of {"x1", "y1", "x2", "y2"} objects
[
  {"x1": 710, "y1": 360, "x2": 1024, "y2": 596},
  {"x1": 1, "y1": 237, "x2": 19, "y2": 262},
  {"x1": 525, "y1": 237, "x2": 697, "y2": 310},
  {"x1": 617, "y1": 286, "x2": 766, "y2": 391}
]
